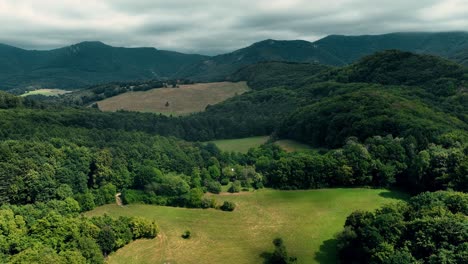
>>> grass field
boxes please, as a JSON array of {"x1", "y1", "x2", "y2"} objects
[
  {"x1": 210, "y1": 136, "x2": 270, "y2": 153},
  {"x1": 210, "y1": 136, "x2": 317, "y2": 153},
  {"x1": 87, "y1": 188, "x2": 408, "y2": 264},
  {"x1": 97, "y1": 82, "x2": 249, "y2": 115},
  {"x1": 21, "y1": 88, "x2": 71, "y2": 97}
]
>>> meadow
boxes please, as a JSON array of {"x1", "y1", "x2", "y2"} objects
[
  {"x1": 21, "y1": 88, "x2": 71, "y2": 97},
  {"x1": 210, "y1": 136, "x2": 270, "y2": 153},
  {"x1": 97, "y1": 82, "x2": 249, "y2": 115},
  {"x1": 210, "y1": 136, "x2": 316, "y2": 153},
  {"x1": 87, "y1": 188, "x2": 407, "y2": 264}
]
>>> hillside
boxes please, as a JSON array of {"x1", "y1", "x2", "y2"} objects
[
  {"x1": 97, "y1": 82, "x2": 249, "y2": 115},
  {"x1": 0, "y1": 41, "x2": 207, "y2": 90}
]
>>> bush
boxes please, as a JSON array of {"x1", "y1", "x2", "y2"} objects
[
  {"x1": 228, "y1": 181, "x2": 241, "y2": 193},
  {"x1": 206, "y1": 181, "x2": 222, "y2": 194},
  {"x1": 181, "y1": 230, "x2": 191, "y2": 239},
  {"x1": 130, "y1": 217, "x2": 159, "y2": 239},
  {"x1": 201, "y1": 197, "x2": 217, "y2": 209},
  {"x1": 220, "y1": 201, "x2": 236, "y2": 211}
]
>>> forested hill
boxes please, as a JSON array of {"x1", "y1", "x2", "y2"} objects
[
  {"x1": 314, "y1": 31, "x2": 468, "y2": 65},
  {"x1": 177, "y1": 32, "x2": 468, "y2": 81},
  {"x1": 2, "y1": 32, "x2": 468, "y2": 89},
  {"x1": 0, "y1": 41, "x2": 207, "y2": 90}
]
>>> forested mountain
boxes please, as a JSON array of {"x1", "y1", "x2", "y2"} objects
[
  {"x1": 2, "y1": 32, "x2": 468, "y2": 90},
  {"x1": 0, "y1": 41, "x2": 207, "y2": 90},
  {"x1": 314, "y1": 32, "x2": 468, "y2": 65},
  {"x1": 178, "y1": 32, "x2": 468, "y2": 81},
  {"x1": 175, "y1": 39, "x2": 343, "y2": 81}
]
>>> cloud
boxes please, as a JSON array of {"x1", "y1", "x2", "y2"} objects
[{"x1": 0, "y1": 0, "x2": 466, "y2": 55}]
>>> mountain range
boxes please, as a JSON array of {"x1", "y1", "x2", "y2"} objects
[{"x1": 1, "y1": 32, "x2": 468, "y2": 90}]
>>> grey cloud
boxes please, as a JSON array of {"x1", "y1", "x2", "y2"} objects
[{"x1": 0, "y1": 0, "x2": 467, "y2": 55}]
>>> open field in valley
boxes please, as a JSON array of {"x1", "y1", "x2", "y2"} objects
[{"x1": 87, "y1": 188, "x2": 408, "y2": 264}]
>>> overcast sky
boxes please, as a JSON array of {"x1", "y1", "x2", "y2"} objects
[{"x1": 1, "y1": 0, "x2": 468, "y2": 55}]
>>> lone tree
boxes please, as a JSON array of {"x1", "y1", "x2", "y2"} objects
[{"x1": 165, "y1": 101, "x2": 170, "y2": 107}]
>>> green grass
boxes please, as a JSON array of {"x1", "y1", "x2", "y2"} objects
[
  {"x1": 210, "y1": 136, "x2": 270, "y2": 153},
  {"x1": 87, "y1": 188, "x2": 408, "y2": 264},
  {"x1": 21, "y1": 89, "x2": 71, "y2": 97},
  {"x1": 210, "y1": 136, "x2": 320, "y2": 154}
]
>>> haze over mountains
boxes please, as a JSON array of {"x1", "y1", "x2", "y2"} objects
[{"x1": 1, "y1": 32, "x2": 468, "y2": 90}]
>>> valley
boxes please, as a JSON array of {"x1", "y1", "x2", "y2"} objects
[{"x1": 0, "y1": 12, "x2": 466, "y2": 263}]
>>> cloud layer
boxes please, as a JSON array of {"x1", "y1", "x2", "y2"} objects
[{"x1": 1, "y1": 0, "x2": 468, "y2": 55}]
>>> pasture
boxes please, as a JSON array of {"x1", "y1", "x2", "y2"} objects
[
  {"x1": 97, "y1": 82, "x2": 249, "y2": 115},
  {"x1": 87, "y1": 188, "x2": 407, "y2": 264},
  {"x1": 21, "y1": 88, "x2": 71, "y2": 97}
]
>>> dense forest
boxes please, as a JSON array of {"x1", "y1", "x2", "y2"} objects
[{"x1": 0, "y1": 50, "x2": 466, "y2": 263}]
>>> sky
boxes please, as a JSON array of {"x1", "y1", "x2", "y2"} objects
[{"x1": 1, "y1": 0, "x2": 468, "y2": 55}]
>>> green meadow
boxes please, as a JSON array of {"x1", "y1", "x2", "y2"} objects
[
  {"x1": 21, "y1": 88, "x2": 71, "y2": 97},
  {"x1": 87, "y1": 188, "x2": 407, "y2": 264},
  {"x1": 209, "y1": 136, "x2": 270, "y2": 153}
]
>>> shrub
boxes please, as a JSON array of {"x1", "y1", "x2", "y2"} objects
[
  {"x1": 228, "y1": 181, "x2": 241, "y2": 193},
  {"x1": 201, "y1": 197, "x2": 217, "y2": 209},
  {"x1": 181, "y1": 230, "x2": 191, "y2": 239},
  {"x1": 206, "y1": 181, "x2": 222, "y2": 194},
  {"x1": 220, "y1": 201, "x2": 236, "y2": 211}
]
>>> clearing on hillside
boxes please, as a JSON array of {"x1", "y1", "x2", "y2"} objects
[
  {"x1": 97, "y1": 81, "x2": 250, "y2": 115},
  {"x1": 21, "y1": 88, "x2": 71, "y2": 97},
  {"x1": 87, "y1": 188, "x2": 408, "y2": 264},
  {"x1": 210, "y1": 136, "x2": 316, "y2": 153},
  {"x1": 210, "y1": 136, "x2": 270, "y2": 153}
]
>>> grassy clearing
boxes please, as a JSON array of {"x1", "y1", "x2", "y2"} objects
[
  {"x1": 87, "y1": 188, "x2": 408, "y2": 264},
  {"x1": 97, "y1": 82, "x2": 250, "y2": 116},
  {"x1": 210, "y1": 136, "x2": 317, "y2": 154},
  {"x1": 20, "y1": 88, "x2": 71, "y2": 97},
  {"x1": 210, "y1": 136, "x2": 270, "y2": 153}
]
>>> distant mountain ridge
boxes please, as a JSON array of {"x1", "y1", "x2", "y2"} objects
[
  {"x1": 179, "y1": 32, "x2": 468, "y2": 81},
  {"x1": 1, "y1": 32, "x2": 468, "y2": 90},
  {"x1": 0, "y1": 41, "x2": 207, "y2": 90}
]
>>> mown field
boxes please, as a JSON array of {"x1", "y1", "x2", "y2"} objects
[
  {"x1": 87, "y1": 188, "x2": 407, "y2": 264},
  {"x1": 97, "y1": 82, "x2": 250, "y2": 115},
  {"x1": 21, "y1": 88, "x2": 71, "y2": 97},
  {"x1": 210, "y1": 136, "x2": 316, "y2": 153}
]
